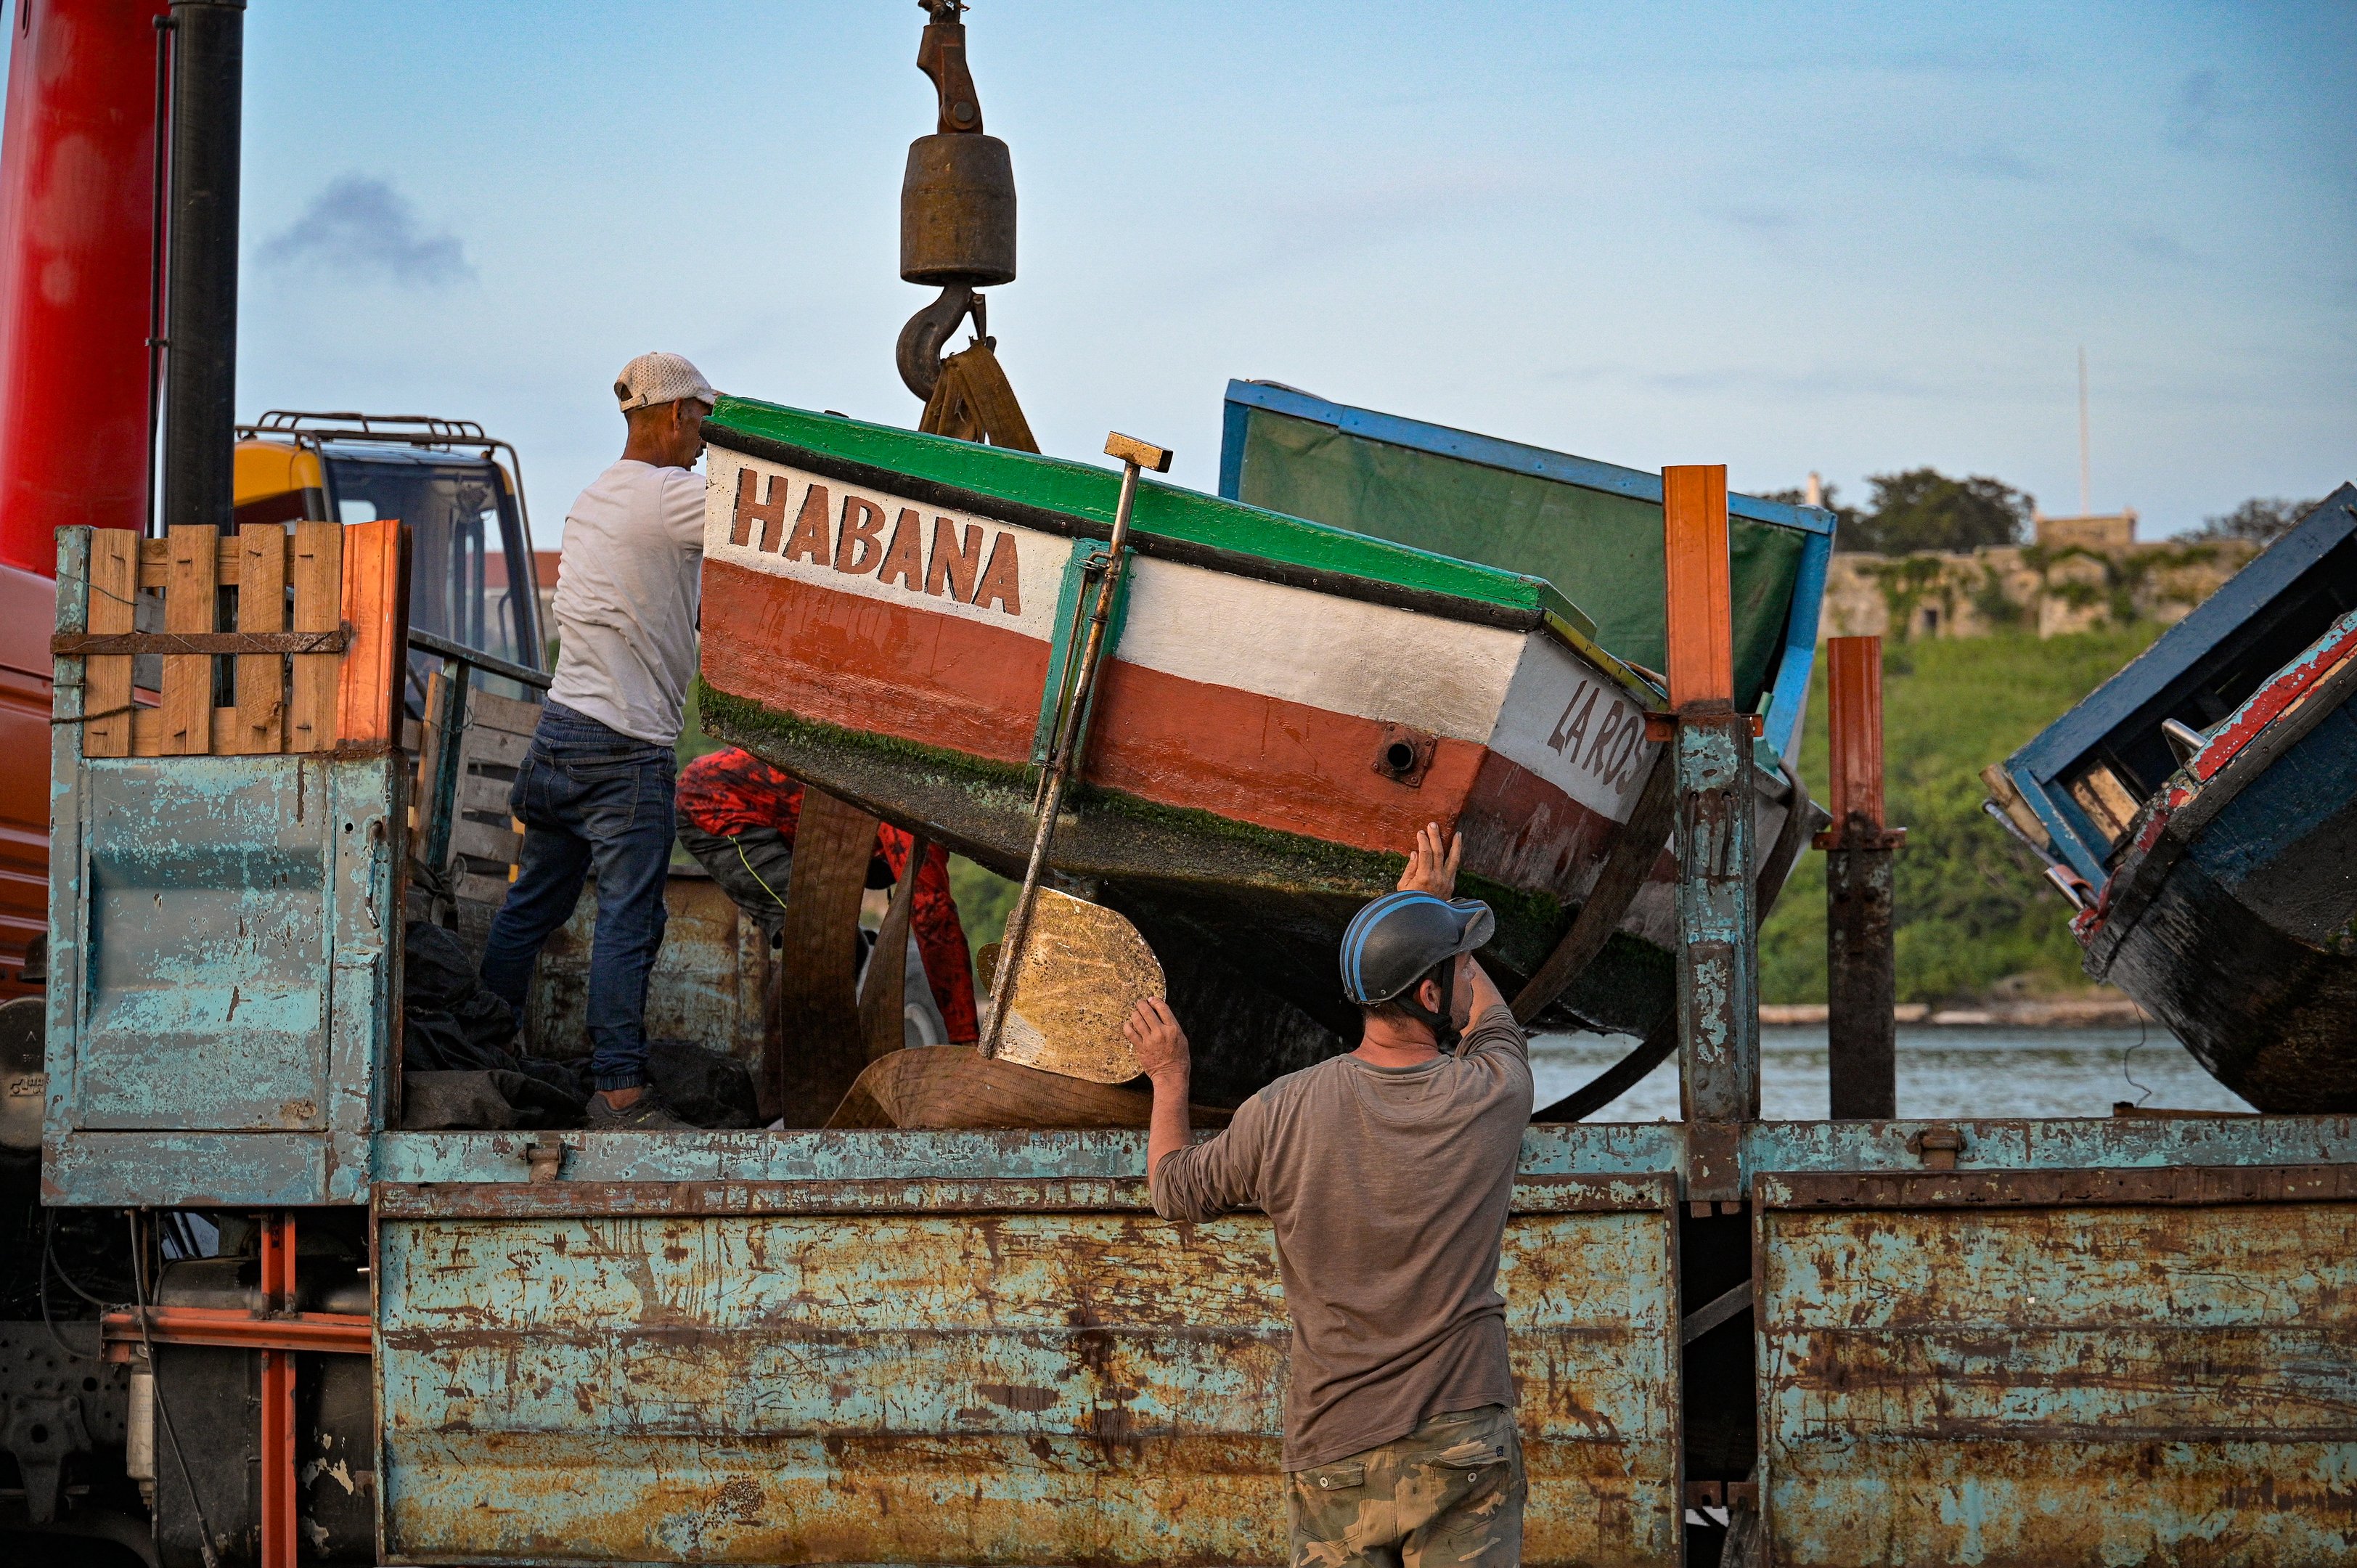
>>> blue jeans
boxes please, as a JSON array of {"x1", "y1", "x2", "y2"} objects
[{"x1": 478, "y1": 701, "x2": 676, "y2": 1092}]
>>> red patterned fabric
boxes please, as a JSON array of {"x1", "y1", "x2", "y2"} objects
[{"x1": 675, "y1": 748, "x2": 979, "y2": 1042}]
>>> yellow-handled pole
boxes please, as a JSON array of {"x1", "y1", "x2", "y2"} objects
[{"x1": 979, "y1": 431, "x2": 1172, "y2": 1058}]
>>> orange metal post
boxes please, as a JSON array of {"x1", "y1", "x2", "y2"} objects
[
  {"x1": 1823, "y1": 635, "x2": 1886, "y2": 833},
  {"x1": 1818, "y1": 635, "x2": 1905, "y2": 1118},
  {"x1": 258, "y1": 1213, "x2": 297, "y2": 1568},
  {"x1": 1662, "y1": 465, "x2": 1734, "y2": 709}
]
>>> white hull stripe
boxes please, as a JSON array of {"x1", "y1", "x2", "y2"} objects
[{"x1": 704, "y1": 448, "x2": 1653, "y2": 825}]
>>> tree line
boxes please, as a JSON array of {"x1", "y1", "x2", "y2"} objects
[{"x1": 1765, "y1": 470, "x2": 2322, "y2": 555}]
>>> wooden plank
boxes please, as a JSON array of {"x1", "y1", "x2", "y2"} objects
[
  {"x1": 85, "y1": 530, "x2": 138, "y2": 759},
  {"x1": 769, "y1": 786, "x2": 880, "y2": 1124},
  {"x1": 459, "y1": 725, "x2": 534, "y2": 769},
  {"x1": 465, "y1": 687, "x2": 543, "y2": 736},
  {"x1": 452, "y1": 869, "x2": 517, "y2": 907},
  {"x1": 136, "y1": 534, "x2": 246, "y2": 589},
  {"x1": 859, "y1": 837, "x2": 928, "y2": 1063},
  {"x1": 289, "y1": 523, "x2": 343, "y2": 751},
  {"x1": 160, "y1": 526, "x2": 219, "y2": 754},
  {"x1": 458, "y1": 772, "x2": 519, "y2": 817},
  {"x1": 2069, "y1": 765, "x2": 2139, "y2": 844},
  {"x1": 234, "y1": 524, "x2": 288, "y2": 754},
  {"x1": 336, "y1": 518, "x2": 407, "y2": 748},
  {"x1": 54, "y1": 630, "x2": 342, "y2": 656},
  {"x1": 449, "y1": 817, "x2": 524, "y2": 865},
  {"x1": 131, "y1": 707, "x2": 164, "y2": 756},
  {"x1": 417, "y1": 670, "x2": 453, "y2": 867}
]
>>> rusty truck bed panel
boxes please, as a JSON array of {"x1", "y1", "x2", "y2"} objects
[
  {"x1": 375, "y1": 1181, "x2": 1683, "y2": 1566},
  {"x1": 369, "y1": 1116, "x2": 2357, "y2": 1191},
  {"x1": 45, "y1": 753, "x2": 399, "y2": 1205},
  {"x1": 1759, "y1": 1183, "x2": 2357, "y2": 1566}
]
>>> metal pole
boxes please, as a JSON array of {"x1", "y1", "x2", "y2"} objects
[
  {"x1": 160, "y1": 0, "x2": 243, "y2": 536},
  {"x1": 1818, "y1": 634, "x2": 1904, "y2": 1117},
  {"x1": 256, "y1": 1210, "x2": 295, "y2": 1568},
  {"x1": 978, "y1": 431, "x2": 1169, "y2": 1058},
  {"x1": 1662, "y1": 464, "x2": 1759, "y2": 1127}
]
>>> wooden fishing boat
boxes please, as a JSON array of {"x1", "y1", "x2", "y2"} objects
[
  {"x1": 1989, "y1": 485, "x2": 2357, "y2": 1111},
  {"x1": 696, "y1": 396, "x2": 1828, "y2": 1102}
]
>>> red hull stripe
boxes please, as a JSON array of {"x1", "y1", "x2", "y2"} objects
[{"x1": 702, "y1": 558, "x2": 1614, "y2": 868}]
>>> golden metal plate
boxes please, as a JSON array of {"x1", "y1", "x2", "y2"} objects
[{"x1": 985, "y1": 889, "x2": 1160, "y2": 1084}]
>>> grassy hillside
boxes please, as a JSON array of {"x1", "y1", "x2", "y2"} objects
[{"x1": 1759, "y1": 625, "x2": 2162, "y2": 1004}]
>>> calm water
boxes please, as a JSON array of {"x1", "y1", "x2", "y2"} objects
[{"x1": 1527, "y1": 1024, "x2": 2255, "y2": 1121}]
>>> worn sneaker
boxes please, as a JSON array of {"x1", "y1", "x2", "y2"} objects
[{"x1": 584, "y1": 1087, "x2": 694, "y2": 1131}]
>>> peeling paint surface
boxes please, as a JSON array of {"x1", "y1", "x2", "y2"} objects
[
  {"x1": 44, "y1": 753, "x2": 399, "y2": 1206},
  {"x1": 376, "y1": 1180, "x2": 1683, "y2": 1566},
  {"x1": 1759, "y1": 1188, "x2": 2357, "y2": 1566},
  {"x1": 366, "y1": 1116, "x2": 2357, "y2": 1192}
]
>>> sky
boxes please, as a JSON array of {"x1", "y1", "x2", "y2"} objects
[{"x1": 17, "y1": 1, "x2": 2355, "y2": 541}]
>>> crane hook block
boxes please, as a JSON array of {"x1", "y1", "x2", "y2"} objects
[{"x1": 902, "y1": 0, "x2": 1016, "y2": 288}]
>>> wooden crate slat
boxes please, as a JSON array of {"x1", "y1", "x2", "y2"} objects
[
  {"x1": 449, "y1": 817, "x2": 525, "y2": 865},
  {"x1": 416, "y1": 669, "x2": 454, "y2": 845},
  {"x1": 234, "y1": 523, "x2": 288, "y2": 754},
  {"x1": 457, "y1": 772, "x2": 518, "y2": 817},
  {"x1": 460, "y1": 724, "x2": 534, "y2": 769},
  {"x1": 465, "y1": 688, "x2": 544, "y2": 736},
  {"x1": 453, "y1": 869, "x2": 518, "y2": 907},
  {"x1": 90, "y1": 521, "x2": 419, "y2": 761},
  {"x1": 136, "y1": 535, "x2": 258, "y2": 589},
  {"x1": 335, "y1": 517, "x2": 404, "y2": 747},
  {"x1": 85, "y1": 530, "x2": 138, "y2": 758},
  {"x1": 160, "y1": 526, "x2": 218, "y2": 755},
  {"x1": 288, "y1": 522, "x2": 343, "y2": 751}
]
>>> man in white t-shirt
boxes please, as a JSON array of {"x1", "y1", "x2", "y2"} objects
[{"x1": 478, "y1": 352, "x2": 714, "y2": 1129}]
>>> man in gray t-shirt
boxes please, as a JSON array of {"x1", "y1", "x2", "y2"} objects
[{"x1": 1135, "y1": 823, "x2": 1533, "y2": 1568}]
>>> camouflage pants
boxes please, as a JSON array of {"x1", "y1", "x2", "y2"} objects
[{"x1": 1286, "y1": 1404, "x2": 1524, "y2": 1568}]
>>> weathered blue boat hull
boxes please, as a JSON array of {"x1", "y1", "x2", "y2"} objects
[
  {"x1": 2085, "y1": 633, "x2": 2357, "y2": 1109},
  {"x1": 1996, "y1": 486, "x2": 2357, "y2": 1110}
]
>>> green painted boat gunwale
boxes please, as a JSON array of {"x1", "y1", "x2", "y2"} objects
[{"x1": 707, "y1": 396, "x2": 1663, "y2": 707}]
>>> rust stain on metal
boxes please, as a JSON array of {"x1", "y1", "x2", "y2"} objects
[
  {"x1": 377, "y1": 1196, "x2": 1683, "y2": 1564},
  {"x1": 1760, "y1": 1185, "x2": 2357, "y2": 1565}
]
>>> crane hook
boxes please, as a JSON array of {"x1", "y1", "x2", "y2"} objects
[{"x1": 896, "y1": 283, "x2": 979, "y2": 401}]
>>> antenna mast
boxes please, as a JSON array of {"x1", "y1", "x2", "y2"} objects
[{"x1": 2077, "y1": 346, "x2": 2091, "y2": 517}]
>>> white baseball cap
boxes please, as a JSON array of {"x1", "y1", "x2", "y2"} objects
[{"x1": 613, "y1": 351, "x2": 717, "y2": 412}]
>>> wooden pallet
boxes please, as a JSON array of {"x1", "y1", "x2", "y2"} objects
[
  {"x1": 59, "y1": 520, "x2": 407, "y2": 756},
  {"x1": 415, "y1": 669, "x2": 536, "y2": 906}
]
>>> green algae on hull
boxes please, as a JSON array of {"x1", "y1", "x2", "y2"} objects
[{"x1": 698, "y1": 679, "x2": 1678, "y2": 1037}]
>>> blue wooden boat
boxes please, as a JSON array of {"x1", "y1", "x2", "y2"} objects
[
  {"x1": 1989, "y1": 485, "x2": 2357, "y2": 1111},
  {"x1": 1217, "y1": 380, "x2": 1834, "y2": 761}
]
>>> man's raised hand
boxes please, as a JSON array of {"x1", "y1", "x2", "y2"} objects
[
  {"x1": 1398, "y1": 821, "x2": 1463, "y2": 899},
  {"x1": 1125, "y1": 997, "x2": 1191, "y2": 1086}
]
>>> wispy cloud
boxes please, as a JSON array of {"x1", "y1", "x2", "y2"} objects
[
  {"x1": 260, "y1": 176, "x2": 473, "y2": 287},
  {"x1": 1952, "y1": 143, "x2": 2043, "y2": 181},
  {"x1": 2124, "y1": 231, "x2": 2192, "y2": 265},
  {"x1": 2166, "y1": 69, "x2": 2224, "y2": 152}
]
